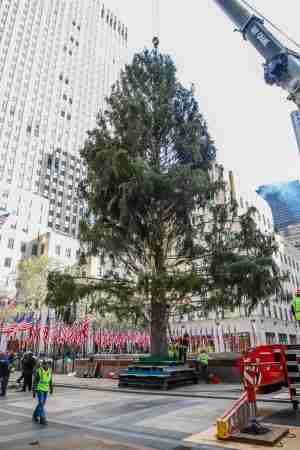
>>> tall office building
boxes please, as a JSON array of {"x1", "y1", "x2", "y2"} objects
[
  {"x1": 0, "y1": 1, "x2": 127, "y2": 293},
  {"x1": 256, "y1": 181, "x2": 300, "y2": 232}
]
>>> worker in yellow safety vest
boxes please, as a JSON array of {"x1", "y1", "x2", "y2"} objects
[
  {"x1": 32, "y1": 359, "x2": 53, "y2": 425},
  {"x1": 197, "y1": 349, "x2": 210, "y2": 384},
  {"x1": 292, "y1": 289, "x2": 300, "y2": 322}
]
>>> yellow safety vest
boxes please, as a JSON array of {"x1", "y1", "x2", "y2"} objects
[
  {"x1": 293, "y1": 296, "x2": 300, "y2": 321},
  {"x1": 198, "y1": 353, "x2": 209, "y2": 365},
  {"x1": 37, "y1": 368, "x2": 52, "y2": 392}
]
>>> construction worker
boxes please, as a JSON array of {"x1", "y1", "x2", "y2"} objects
[
  {"x1": 168, "y1": 340, "x2": 179, "y2": 361},
  {"x1": 197, "y1": 348, "x2": 210, "y2": 384},
  {"x1": 32, "y1": 359, "x2": 53, "y2": 425},
  {"x1": 292, "y1": 289, "x2": 300, "y2": 322}
]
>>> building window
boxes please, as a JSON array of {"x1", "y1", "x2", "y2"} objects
[
  {"x1": 278, "y1": 333, "x2": 288, "y2": 345},
  {"x1": 4, "y1": 257, "x2": 12, "y2": 268},
  {"x1": 266, "y1": 332, "x2": 276, "y2": 345},
  {"x1": 7, "y1": 238, "x2": 14, "y2": 249},
  {"x1": 20, "y1": 242, "x2": 26, "y2": 253},
  {"x1": 40, "y1": 243, "x2": 45, "y2": 255},
  {"x1": 66, "y1": 248, "x2": 71, "y2": 258},
  {"x1": 32, "y1": 244, "x2": 38, "y2": 256},
  {"x1": 55, "y1": 245, "x2": 61, "y2": 256}
]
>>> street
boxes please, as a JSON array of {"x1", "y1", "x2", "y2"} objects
[{"x1": 1, "y1": 386, "x2": 300, "y2": 450}]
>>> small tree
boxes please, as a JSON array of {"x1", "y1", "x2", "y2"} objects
[
  {"x1": 79, "y1": 47, "x2": 217, "y2": 357},
  {"x1": 17, "y1": 256, "x2": 49, "y2": 310}
]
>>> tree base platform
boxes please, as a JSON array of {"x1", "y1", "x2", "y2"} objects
[
  {"x1": 230, "y1": 424, "x2": 289, "y2": 446},
  {"x1": 118, "y1": 362, "x2": 198, "y2": 390}
]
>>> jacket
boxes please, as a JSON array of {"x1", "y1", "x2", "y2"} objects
[{"x1": 0, "y1": 357, "x2": 9, "y2": 377}]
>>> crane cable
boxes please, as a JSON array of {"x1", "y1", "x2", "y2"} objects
[
  {"x1": 240, "y1": 0, "x2": 300, "y2": 51},
  {"x1": 152, "y1": 0, "x2": 160, "y2": 42}
]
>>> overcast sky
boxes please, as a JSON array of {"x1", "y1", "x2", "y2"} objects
[{"x1": 108, "y1": 0, "x2": 300, "y2": 193}]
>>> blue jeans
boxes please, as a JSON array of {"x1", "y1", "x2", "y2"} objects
[{"x1": 33, "y1": 391, "x2": 48, "y2": 419}]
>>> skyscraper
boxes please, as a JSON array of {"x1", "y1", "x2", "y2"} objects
[
  {"x1": 0, "y1": 1, "x2": 127, "y2": 292},
  {"x1": 256, "y1": 181, "x2": 300, "y2": 232}
]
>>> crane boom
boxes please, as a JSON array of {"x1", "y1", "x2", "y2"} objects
[{"x1": 213, "y1": 0, "x2": 300, "y2": 108}]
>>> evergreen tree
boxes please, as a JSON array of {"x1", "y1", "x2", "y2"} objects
[{"x1": 79, "y1": 47, "x2": 217, "y2": 357}]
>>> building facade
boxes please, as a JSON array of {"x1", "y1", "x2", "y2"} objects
[
  {"x1": 0, "y1": 1, "x2": 127, "y2": 294},
  {"x1": 281, "y1": 223, "x2": 300, "y2": 251}
]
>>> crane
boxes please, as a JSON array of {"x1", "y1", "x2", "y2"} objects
[
  {"x1": 213, "y1": 0, "x2": 300, "y2": 147},
  {"x1": 213, "y1": 0, "x2": 300, "y2": 107}
]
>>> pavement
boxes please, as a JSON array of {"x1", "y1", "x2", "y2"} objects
[
  {"x1": 2, "y1": 376, "x2": 300, "y2": 450},
  {"x1": 0, "y1": 387, "x2": 236, "y2": 450}
]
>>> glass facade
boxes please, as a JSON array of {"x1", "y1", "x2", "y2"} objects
[{"x1": 256, "y1": 180, "x2": 300, "y2": 231}]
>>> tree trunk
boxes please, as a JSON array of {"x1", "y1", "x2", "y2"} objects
[{"x1": 151, "y1": 299, "x2": 168, "y2": 358}]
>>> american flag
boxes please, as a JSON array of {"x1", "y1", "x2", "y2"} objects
[
  {"x1": 81, "y1": 319, "x2": 89, "y2": 341},
  {"x1": 17, "y1": 315, "x2": 33, "y2": 332},
  {"x1": 43, "y1": 313, "x2": 50, "y2": 344}
]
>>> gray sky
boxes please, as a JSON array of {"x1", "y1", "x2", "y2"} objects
[{"x1": 108, "y1": 0, "x2": 300, "y2": 193}]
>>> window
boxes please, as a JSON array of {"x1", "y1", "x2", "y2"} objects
[
  {"x1": 7, "y1": 238, "x2": 14, "y2": 249},
  {"x1": 4, "y1": 257, "x2": 11, "y2": 268},
  {"x1": 278, "y1": 333, "x2": 288, "y2": 345},
  {"x1": 40, "y1": 243, "x2": 45, "y2": 255},
  {"x1": 31, "y1": 244, "x2": 38, "y2": 256},
  {"x1": 55, "y1": 245, "x2": 61, "y2": 256},
  {"x1": 266, "y1": 332, "x2": 276, "y2": 345},
  {"x1": 66, "y1": 248, "x2": 71, "y2": 258},
  {"x1": 20, "y1": 242, "x2": 26, "y2": 253}
]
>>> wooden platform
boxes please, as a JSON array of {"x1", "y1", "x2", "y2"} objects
[
  {"x1": 119, "y1": 364, "x2": 198, "y2": 390},
  {"x1": 230, "y1": 424, "x2": 289, "y2": 446},
  {"x1": 185, "y1": 425, "x2": 295, "y2": 450}
]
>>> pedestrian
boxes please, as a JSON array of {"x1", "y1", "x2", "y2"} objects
[
  {"x1": 22, "y1": 352, "x2": 36, "y2": 392},
  {"x1": 63, "y1": 352, "x2": 72, "y2": 374},
  {"x1": 32, "y1": 359, "x2": 53, "y2": 425},
  {"x1": 179, "y1": 333, "x2": 189, "y2": 364},
  {"x1": 197, "y1": 348, "x2": 210, "y2": 384},
  {"x1": 0, "y1": 351, "x2": 10, "y2": 397}
]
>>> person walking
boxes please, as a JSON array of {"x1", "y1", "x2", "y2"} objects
[
  {"x1": 63, "y1": 353, "x2": 72, "y2": 374},
  {"x1": 0, "y1": 352, "x2": 10, "y2": 397},
  {"x1": 197, "y1": 348, "x2": 210, "y2": 384},
  {"x1": 22, "y1": 352, "x2": 36, "y2": 392},
  {"x1": 32, "y1": 360, "x2": 53, "y2": 425}
]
